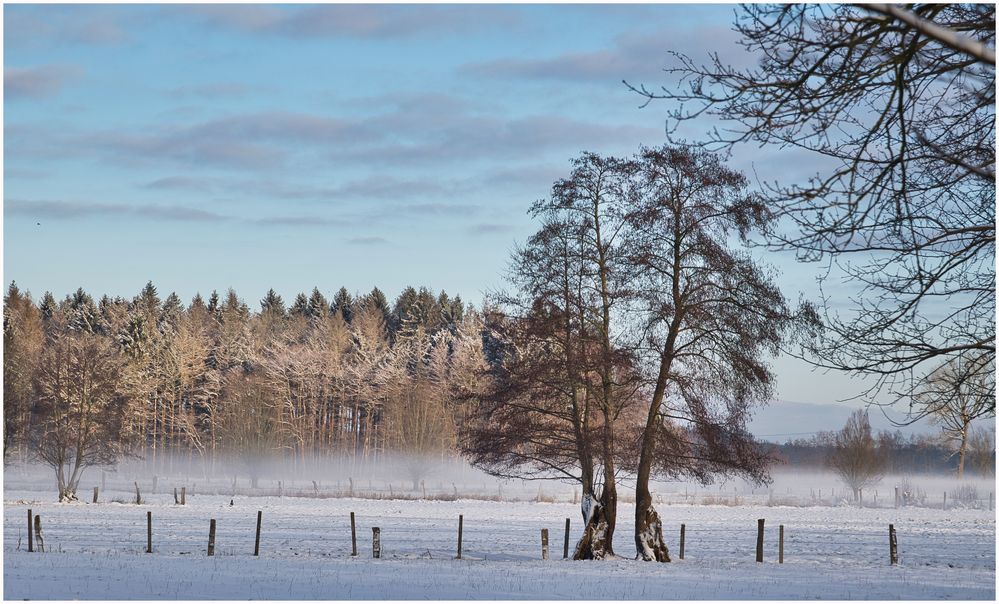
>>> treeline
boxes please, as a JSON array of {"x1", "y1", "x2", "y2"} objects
[
  {"x1": 771, "y1": 431, "x2": 995, "y2": 476},
  {"x1": 3, "y1": 281, "x2": 488, "y2": 499}
]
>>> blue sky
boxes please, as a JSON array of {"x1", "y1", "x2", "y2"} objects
[{"x1": 4, "y1": 3, "x2": 904, "y2": 413}]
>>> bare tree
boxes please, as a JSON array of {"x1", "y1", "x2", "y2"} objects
[
  {"x1": 629, "y1": 3, "x2": 995, "y2": 415},
  {"x1": 463, "y1": 155, "x2": 640, "y2": 559},
  {"x1": 32, "y1": 319, "x2": 136, "y2": 501},
  {"x1": 966, "y1": 426, "x2": 996, "y2": 477},
  {"x1": 828, "y1": 409, "x2": 886, "y2": 501},
  {"x1": 625, "y1": 145, "x2": 806, "y2": 561},
  {"x1": 916, "y1": 354, "x2": 995, "y2": 477}
]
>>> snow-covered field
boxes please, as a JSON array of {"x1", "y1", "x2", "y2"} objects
[{"x1": 3, "y1": 480, "x2": 995, "y2": 600}]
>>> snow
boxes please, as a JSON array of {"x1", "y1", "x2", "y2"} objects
[{"x1": 3, "y1": 483, "x2": 994, "y2": 600}]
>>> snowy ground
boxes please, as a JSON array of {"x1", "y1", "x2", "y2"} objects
[{"x1": 3, "y1": 483, "x2": 995, "y2": 600}]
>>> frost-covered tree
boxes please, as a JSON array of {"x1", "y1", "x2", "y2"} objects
[{"x1": 3, "y1": 283, "x2": 43, "y2": 463}]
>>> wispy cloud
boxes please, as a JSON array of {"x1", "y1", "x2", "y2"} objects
[
  {"x1": 461, "y1": 26, "x2": 746, "y2": 83},
  {"x1": 4, "y1": 65, "x2": 79, "y2": 99},
  {"x1": 468, "y1": 223, "x2": 514, "y2": 235},
  {"x1": 163, "y1": 82, "x2": 256, "y2": 100},
  {"x1": 176, "y1": 4, "x2": 522, "y2": 38},
  {"x1": 4, "y1": 7, "x2": 132, "y2": 49},
  {"x1": 8, "y1": 95, "x2": 658, "y2": 176},
  {"x1": 5, "y1": 199, "x2": 228, "y2": 222},
  {"x1": 252, "y1": 215, "x2": 352, "y2": 227},
  {"x1": 346, "y1": 236, "x2": 390, "y2": 246},
  {"x1": 6, "y1": 198, "x2": 354, "y2": 229}
]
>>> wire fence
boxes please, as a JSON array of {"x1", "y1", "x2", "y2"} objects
[{"x1": 7, "y1": 502, "x2": 994, "y2": 573}]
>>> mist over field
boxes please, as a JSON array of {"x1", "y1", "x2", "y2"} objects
[{"x1": 5, "y1": 455, "x2": 994, "y2": 512}]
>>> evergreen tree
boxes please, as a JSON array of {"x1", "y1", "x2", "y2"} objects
[
  {"x1": 136, "y1": 281, "x2": 160, "y2": 321},
  {"x1": 260, "y1": 289, "x2": 286, "y2": 318},
  {"x1": 207, "y1": 290, "x2": 220, "y2": 316},
  {"x1": 65, "y1": 288, "x2": 100, "y2": 333},
  {"x1": 332, "y1": 287, "x2": 354, "y2": 323},
  {"x1": 38, "y1": 292, "x2": 57, "y2": 322},
  {"x1": 161, "y1": 292, "x2": 184, "y2": 329},
  {"x1": 289, "y1": 293, "x2": 309, "y2": 317},
  {"x1": 363, "y1": 287, "x2": 392, "y2": 329},
  {"x1": 391, "y1": 286, "x2": 419, "y2": 334},
  {"x1": 307, "y1": 287, "x2": 329, "y2": 319}
]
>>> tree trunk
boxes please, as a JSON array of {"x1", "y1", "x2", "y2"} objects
[
  {"x1": 634, "y1": 487, "x2": 670, "y2": 562},
  {"x1": 958, "y1": 422, "x2": 970, "y2": 479},
  {"x1": 573, "y1": 489, "x2": 614, "y2": 560}
]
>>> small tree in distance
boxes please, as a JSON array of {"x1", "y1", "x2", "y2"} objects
[{"x1": 828, "y1": 409, "x2": 886, "y2": 502}]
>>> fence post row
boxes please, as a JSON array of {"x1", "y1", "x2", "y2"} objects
[
  {"x1": 181, "y1": 486, "x2": 186, "y2": 505},
  {"x1": 254, "y1": 510, "x2": 262, "y2": 556},
  {"x1": 756, "y1": 518, "x2": 764, "y2": 563},
  {"x1": 457, "y1": 515, "x2": 464, "y2": 560},
  {"x1": 541, "y1": 528, "x2": 549, "y2": 560},
  {"x1": 93, "y1": 486, "x2": 99, "y2": 504},
  {"x1": 27, "y1": 508, "x2": 33, "y2": 553},
  {"x1": 208, "y1": 519, "x2": 216, "y2": 556},
  {"x1": 372, "y1": 527, "x2": 381, "y2": 559},
  {"x1": 889, "y1": 524, "x2": 898, "y2": 565},
  {"x1": 146, "y1": 511, "x2": 153, "y2": 553}
]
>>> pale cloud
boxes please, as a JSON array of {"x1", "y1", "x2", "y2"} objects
[
  {"x1": 5, "y1": 199, "x2": 228, "y2": 222},
  {"x1": 4, "y1": 65, "x2": 79, "y2": 99},
  {"x1": 346, "y1": 236, "x2": 390, "y2": 246},
  {"x1": 176, "y1": 4, "x2": 522, "y2": 38},
  {"x1": 461, "y1": 26, "x2": 749, "y2": 83}
]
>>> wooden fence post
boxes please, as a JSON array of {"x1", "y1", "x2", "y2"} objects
[
  {"x1": 372, "y1": 527, "x2": 381, "y2": 559},
  {"x1": 541, "y1": 528, "x2": 549, "y2": 560},
  {"x1": 778, "y1": 524, "x2": 784, "y2": 564},
  {"x1": 254, "y1": 511, "x2": 262, "y2": 556},
  {"x1": 208, "y1": 519, "x2": 216, "y2": 556},
  {"x1": 181, "y1": 486, "x2": 186, "y2": 505},
  {"x1": 33, "y1": 514, "x2": 44, "y2": 552},
  {"x1": 679, "y1": 524, "x2": 685, "y2": 560},
  {"x1": 27, "y1": 509, "x2": 33, "y2": 553},
  {"x1": 889, "y1": 524, "x2": 898, "y2": 565},
  {"x1": 350, "y1": 512, "x2": 358, "y2": 556},
  {"x1": 134, "y1": 482, "x2": 141, "y2": 505},
  {"x1": 756, "y1": 518, "x2": 764, "y2": 563},
  {"x1": 563, "y1": 518, "x2": 570, "y2": 559},
  {"x1": 146, "y1": 511, "x2": 153, "y2": 553},
  {"x1": 93, "y1": 486, "x2": 99, "y2": 504},
  {"x1": 457, "y1": 515, "x2": 464, "y2": 559}
]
